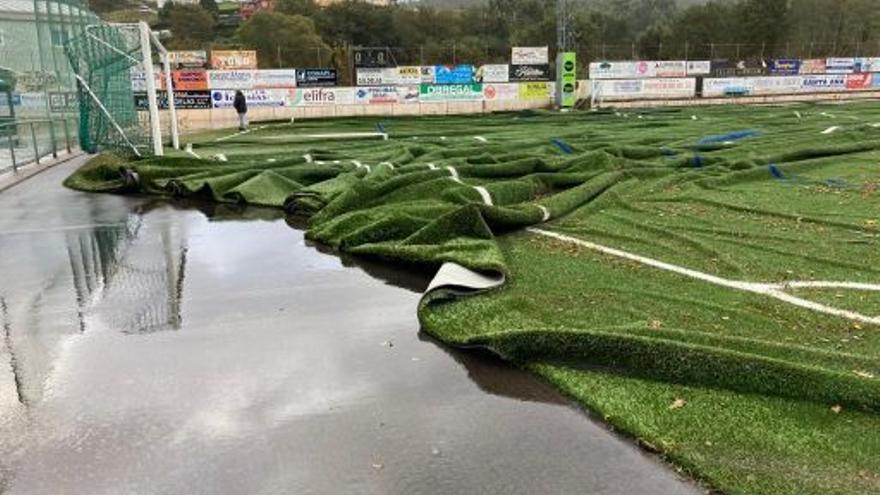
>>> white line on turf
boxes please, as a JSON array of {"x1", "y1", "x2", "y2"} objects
[
  {"x1": 473, "y1": 186, "x2": 493, "y2": 206},
  {"x1": 474, "y1": 136, "x2": 488, "y2": 143},
  {"x1": 214, "y1": 128, "x2": 251, "y2": 142},
  {"x1": 536, "y1": 205, "x2": 551, "y2": 221},
  {"x1": 303, "y1": 154, "x2": 313, "y2": 163},
  {"x1": 821, "y1": 126, "x2": 841, "y2": 134},
  {"x1": 527, "y1": 228, "x2": 880, "y2": 326}
]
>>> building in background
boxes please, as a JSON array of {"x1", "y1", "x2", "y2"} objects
[
  {"x1": 239, "y1": 0, "x2": 275, "y2": 20},
  {"x1": 313, "y1": 0, "x2": 393, "y2": 6}
]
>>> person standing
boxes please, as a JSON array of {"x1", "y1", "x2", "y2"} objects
[{"x1": 233, "y1": 90, "x2": 248, "y2": 131}]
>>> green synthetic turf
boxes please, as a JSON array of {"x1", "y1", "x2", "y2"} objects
[{"x1": 66, "y1": 103, "x2": 880, "y2": 494}]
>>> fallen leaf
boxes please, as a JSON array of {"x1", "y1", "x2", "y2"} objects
[
  {"x1": 649, "y1": 319, "x2": 663, "y2": 330},
  {"x1": 669, "y1": 398, "x2": 687, "y2": 410},
  {"x1": 831, "y1": 405, "x2": 843, "y2": 414}
]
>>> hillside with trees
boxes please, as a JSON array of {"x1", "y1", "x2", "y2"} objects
[{"x1": 97, "y1": 0, "x2": 880, "y2": 76}]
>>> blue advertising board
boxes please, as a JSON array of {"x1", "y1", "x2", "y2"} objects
[
  {"x1": 434, "y1": 65, "x2": 475, "y2": 85},
  {"x1": 768, "y1": 59, "x2": 801, "y2": 75}
]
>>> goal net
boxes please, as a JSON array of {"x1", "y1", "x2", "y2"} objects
[{"x1": 65, "y1": 21, "x2": 178, "y2": 157}]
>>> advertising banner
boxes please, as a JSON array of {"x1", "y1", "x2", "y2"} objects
[
  {"x1": 509, "y1": 64, "x2": 550, "y2": 81},
  {"x1": 354, "y1": 86, "x2": 399, "y2": 104},
  {"x1": 420, "y1": 66, "x2": 436, "y2": 84},
  {"x1": 825, "y1": 57, "x2": 855, "y2": 74},
  {"x1": 130, "y1": 68, "x2": 166, "y2": 91},
  {"x1": 11, "y1": 92, "x2": 47, "y2": 110},
  {"x1": 799, "y1": 59, "x2": 827, "y2": 74},
  {"x1": 477, "y1": 64, "x2": 509, "y2": 83},
  {"x1": 211, "y1": 89, "x2": 288, "y2": 108},
  {"x1": 859, "y1": 58, "x2": 880, "y2": 73},
  {"x1": 419, "y1": 83, "x2": 483, "y2": 102},
  {"x1": 48, "y1": 91, "x2": 77, "y2": 113},
  {"x1": 558, "y1": 52, "x2": 577, "y2": 107},
  {"x1": 801, "y1": 74, "x2": 847, "y2": 91},
  {"x1": 703, "y1": 76, "x2": 803, "y2": 97},
  {"x1": 711, "y1": 59, "x2": 767, "y2": 77},
  {"x1": 253, "y1": 69, "x2": 297, "y2": 89},
  {"x1": 482, "y1": 83, "x2": 520, "y2": 101},
  {"x1": 168, "y1": 50, "x2": 208, "y2": 68},
  {"x1": 289, "y1": 87, "x2": 355, "y2": 106},
  {"x1": 686, "y1": 61, "x2": 712, "y2": 76},
  {"x1": 397, "y1": 66, "x2": 422, "y2": 85},
  {"x1": 397, "y1": 85, "x2": 420, "y2": 104},
  {"x1": 590, "y1": 61, "x2": 646, "y2": 79},
  {"x1": 296, "y1": 69, "x2": 337, "y2": 87},
  {"x1": 135, "y1": 90, "x2": 213, "y2": 110},
  {"x1": 210, "y1": 50, "x2": 258, "y2": 70},
  {"x1": 172, "y1": 70, "x2": 209, "y2": 91},
  {"x1": 768, "y1": 59, "x2": 801, "y2": 75},
  {"x1": 519, "y1": 82, "x2": 550, "y2": 100},
  {"x1": 434, "y1": 65, "x2": 476, "y2": 84},
  {"x1": 592, "y1": 78, "x2": 696, "y2": 101},
  {"x1": 651, "y1": 61, "x2": 687, "y2": 78},
  {"x1": 207, "y1": 70, "x2": 255, "y2": 90},
  {"x1": 356, "y1": 68, "x2": 398, "y2": 86},
  {"x1": 512, "y1": 46, "x2": 549, "y2": 65},
  {"x1": 353, "y1": 48, "x2": 393, "y2": 68},
  {"x1": 845, "y1": 73, "x2": 873, "y2": 90}
]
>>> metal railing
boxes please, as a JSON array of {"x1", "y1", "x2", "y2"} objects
[{"x1": 0, "y1": 117, "x2": 79, "y2": 175}]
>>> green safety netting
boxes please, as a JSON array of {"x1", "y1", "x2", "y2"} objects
[
  {"x1": 66, "y1": 104, "x2": 880, "y2": 494},
  {"x1": 65, "y1": 22, "x2": 147, "y2": 155}
]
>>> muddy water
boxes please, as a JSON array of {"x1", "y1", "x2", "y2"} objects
[{"x1": 0, "y1": 158, "x2": 700, "y2": 495}]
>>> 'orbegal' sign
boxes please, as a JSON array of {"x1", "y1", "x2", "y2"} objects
[{"x1": 419, "y1": 84, "x2": 483, "y2": 102}]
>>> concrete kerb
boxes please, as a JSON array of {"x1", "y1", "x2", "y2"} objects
[{"x1": 0, "y1": 150, "x2": 86, "y2": 193}]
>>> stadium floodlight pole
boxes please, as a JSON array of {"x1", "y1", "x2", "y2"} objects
[
  {"x1": 139, "y1": 21, "x2": 163, "y2": 157},
  {"x1": 150, "y1": 29, "x2": 180, "y2": 150}
]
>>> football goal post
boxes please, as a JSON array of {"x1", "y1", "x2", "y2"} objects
[{"x1": 66, "y1": 21, "x2": 178, "y2": 157}]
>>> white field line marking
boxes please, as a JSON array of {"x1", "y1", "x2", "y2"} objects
[
  {"x1": 351, "y1": 160, "x2": 362, "y2": 168},
  {"x1": 446, "y1": 166, "x2": 492, "y2": 205},
  {"x1": 820, "y1": 112, "x2": 835, "y2": 119},
  {"x1": 303, "y1": 153, "x2": 313, "y2": 163},
  {"x1": 214, "y1": 128, "x2": 251, "y2": 142},
  {"x1": 474, "y1": 136, "x2": 488, "y2": 143},
  {"x1": 379, "y1": 161, "x2": 395, "y2": 170},
  {"x1": 184, "y1": 145, "x2": 202, "y2": 160},
  {"x1": 473, "y1": 186, "x2": 493, "y2": 206},
  {"x1": 213, "y1": 153, "x2": 228, "y2": 162},
  {"x1": 528, "y1": 228, "x2": 880, "y2": 326},
  {"x1": 536, "y1": 205, "x2": 551, "y2": 222},
  {"x1": 427, "y1": 163, "x2": 437, "y2": 170},
  {"x1": 794, "y1": 111, "x2": 802, "y2": 119},
  {"x1": 821, "y1": 126, "x2": 841, "y2": 134},
  {"x1": 261, "y1": 132, "x2": 387, "y2": 141}
]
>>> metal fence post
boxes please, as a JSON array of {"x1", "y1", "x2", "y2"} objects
[
  {"x1": 30, "y1": 122, "x2": 39, "y2": 165},
  {"x1": 51, "y1": 121, "x2": 58, "y2": 158},
  {"x1": 7, "y1": 130, "x2": 17, "y2": 173},
  {"x1": 63, "y1": 118, "x2": 71, "y2": 153}
]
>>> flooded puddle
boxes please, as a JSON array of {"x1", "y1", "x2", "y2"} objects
[{"x1": 0, "y1": 159, "x2": 699, "y2": 494}]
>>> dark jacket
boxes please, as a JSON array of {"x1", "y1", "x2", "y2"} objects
[{"x1": 233, "y1": 91, "x2": 247, "y2": 114}]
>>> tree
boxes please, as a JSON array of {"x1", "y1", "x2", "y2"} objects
[
  {"x1": 237, "y1": 12, "x2": 331, "y2": 68},
  {"x1": 167, "y1": 5, "x2": 215, "y2": 48},
  {"x1": 200, "y1": 0, "x2": 220, "y2": 18}
]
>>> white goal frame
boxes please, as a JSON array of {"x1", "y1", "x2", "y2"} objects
[{"x1": 81, "y1": 21, "x2": 179, "y2": 156}]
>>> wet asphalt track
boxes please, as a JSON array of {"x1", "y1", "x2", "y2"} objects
[{"x1": 0, "y1": 156, "x2": 701, "y2": 495}]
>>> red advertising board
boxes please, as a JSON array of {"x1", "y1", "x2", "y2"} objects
[
  {"x1": 845, "y1": 73, "x2": 872, "y2": 90},
  {"x1": 172, "y1": 70, "x2": 208, "y2": 91}
]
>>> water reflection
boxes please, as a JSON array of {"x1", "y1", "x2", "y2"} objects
[{"x1": 65, "y1": 219, "x2": 187, "y2": 335}]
